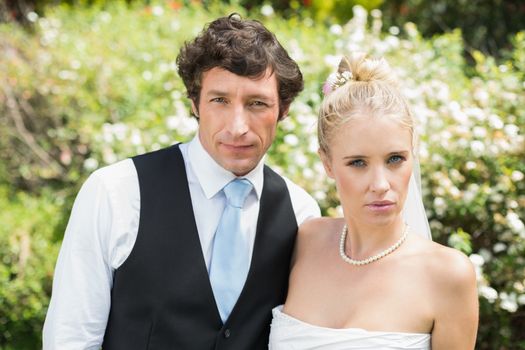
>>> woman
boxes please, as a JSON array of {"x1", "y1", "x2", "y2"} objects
[{"x1": 269, "y1": 54, "x2": 478, "y2": 349}]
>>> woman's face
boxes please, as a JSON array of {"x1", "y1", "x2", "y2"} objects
[{"x1": 320, "y1": 115, "x2": 413, "y2": 228}]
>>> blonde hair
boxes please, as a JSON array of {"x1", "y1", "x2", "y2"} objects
[{"x1": 318, "y1": 53, "x2": 416, "y2": 156}]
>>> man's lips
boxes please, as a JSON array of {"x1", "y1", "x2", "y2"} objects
[{"x1": 220, "y1": 142, "x2": 253, "y2": 150}]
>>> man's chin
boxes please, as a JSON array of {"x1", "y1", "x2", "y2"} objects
[{"x1": 223, "y1": 159, "x2": 259, "y2": 176}]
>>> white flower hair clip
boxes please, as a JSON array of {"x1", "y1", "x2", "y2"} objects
[{"x1": 322, "y1": 70, "x2": 353, "y2": 95}]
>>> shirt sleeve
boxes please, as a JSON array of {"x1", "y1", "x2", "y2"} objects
[
  {"x1": 43, "y1": 171, "x2": 114, "y2": 350},
  {"x1": 283, "y1": 177, "x2": 321, "y2": 225}
]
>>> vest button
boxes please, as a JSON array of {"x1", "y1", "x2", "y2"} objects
[{"x1": 224, "y1": 329, "x2": 231, "y2": 338}]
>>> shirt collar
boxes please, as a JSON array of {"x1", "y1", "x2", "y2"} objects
[{"x1": 187, "y1": 134, "x2": 264, "y2": 200}]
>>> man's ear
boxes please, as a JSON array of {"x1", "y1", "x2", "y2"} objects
[
  {"x1": 318, "y1": 149, "x2": 335, "y2": 179},
  {"x1": 279, "y1": 106, "x2": 290, "y2": 121},
  {"x1": 191, "y1": 100, "x2": 199, "y2": 118}
]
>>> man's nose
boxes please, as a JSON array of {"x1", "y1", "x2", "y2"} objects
[{"x1": 226, "y1": 105, "x2": 249, "y2": 137}]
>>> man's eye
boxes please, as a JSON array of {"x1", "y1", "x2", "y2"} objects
[
  {"x1": 250, "y1": 101, "x2": 268, "y2": 107},
  {"x1": 211, "y1": 97, "x2": 227, "y2": 103}
]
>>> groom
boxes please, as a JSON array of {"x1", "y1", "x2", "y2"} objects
[{"x1": 43, "y1": 13, "x2": 319, "y2": 349}]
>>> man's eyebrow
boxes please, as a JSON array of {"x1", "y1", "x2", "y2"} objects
[{"x1": 205, "y1": 90, "x2": 276, "y2": 101}]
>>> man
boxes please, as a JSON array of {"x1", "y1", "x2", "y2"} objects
[{"x1": 43, "y1": 14, "x2": 319, "y2": 349}]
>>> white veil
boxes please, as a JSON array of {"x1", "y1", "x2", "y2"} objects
[{"x1": 403, "y1": 158, "x2": 432, "y2": 240}]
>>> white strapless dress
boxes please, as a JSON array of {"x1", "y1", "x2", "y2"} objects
[{"x1": 269, "y1": 306, "x2": 431, "y2": 350}]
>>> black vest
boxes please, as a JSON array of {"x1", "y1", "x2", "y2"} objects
[{"x1": 103, "y1": 145, "x2": 297, "y2": 349}]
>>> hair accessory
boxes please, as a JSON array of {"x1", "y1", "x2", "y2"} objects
[{"x1": 322, "y1": 70, "x2": 353, "y2": 95}]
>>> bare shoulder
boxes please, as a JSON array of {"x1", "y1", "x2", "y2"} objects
[
  {"x1": 298, "y1": 217, "x2": 342, "y2": 234},
  {"x1": 293, "y1": 217, "x2": 342, "y2": 258},
  {"x1": 421, "y1": 241, "x2": 477, "y2": 294},
  {"x1": 297, "y1": 217, "x2": 342, "y2": 242}
]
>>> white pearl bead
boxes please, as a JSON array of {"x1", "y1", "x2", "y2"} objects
[{"x1": 339, "y1": 224, "x2": 408, "y2": 266}]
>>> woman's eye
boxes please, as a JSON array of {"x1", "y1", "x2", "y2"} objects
[
  {"x1": 388, "y1": 155, "x2": 405, "y2": 164},
  {"x1": 348, "y1": 159, "x2": 366, "y2": 167}
]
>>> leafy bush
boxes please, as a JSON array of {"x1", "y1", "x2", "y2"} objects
[
  {"x1": 0, "y1": 187, "x2": 63, "y2": 349},
  {"x1": 0, "y1": 2, "x2": 524, "y2": 349}
]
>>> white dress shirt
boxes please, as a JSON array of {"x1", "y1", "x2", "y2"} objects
[{"x1": 42, "y1": 135, "x2": 321, "y2": 350}]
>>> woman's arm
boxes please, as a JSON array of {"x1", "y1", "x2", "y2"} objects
[{"x1": 431, "y1": 248, "x2": 479, "y2": 349}]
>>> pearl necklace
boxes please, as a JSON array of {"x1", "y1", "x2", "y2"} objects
[{"x1": 339, "y1": 224, "x2": 408, "y2": 266}]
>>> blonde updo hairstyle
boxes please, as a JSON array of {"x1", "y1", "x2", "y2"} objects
[{"x1": 318, "y1": 53, "x2": 417, "y2": 157}]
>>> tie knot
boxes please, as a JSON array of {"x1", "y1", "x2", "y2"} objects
[{"x1": 223, "y1": 179, "x2": 253, "y2": 208}]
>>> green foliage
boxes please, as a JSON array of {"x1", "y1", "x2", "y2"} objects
[
  {"x1": 0, "y1": 187, "x2": 63, "y2": 349},
  {"x1": 0, "y1": 2, "x2": 524, "y2": 349},
  {"x1": 379, "y1": 0, "x2": 525, "y2": 57},
  {"x1": 305, "y1": 0, "x2": 383, "y2": 23}
]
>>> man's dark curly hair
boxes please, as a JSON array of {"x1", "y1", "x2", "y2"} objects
[{"x1": 176, "y1": 13, "x2": 303, "y2": 119}]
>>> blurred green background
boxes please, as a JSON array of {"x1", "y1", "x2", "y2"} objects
[{"x1": 1, "y1": 0, "x2": 524, "y2": 349}]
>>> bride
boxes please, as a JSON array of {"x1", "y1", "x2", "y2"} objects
[{"x1": 269, "y1": 54, "x2": 478, "y2": 349}]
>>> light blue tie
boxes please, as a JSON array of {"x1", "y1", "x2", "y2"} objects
[{"x1": 209, "y1": 178, "x2": 253, "y2": 323}]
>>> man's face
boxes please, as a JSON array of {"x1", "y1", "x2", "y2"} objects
[{"x1": 193, "y1": 67, "x2": 282, "y2": 176}]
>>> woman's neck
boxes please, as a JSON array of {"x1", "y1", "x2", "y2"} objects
[{"x1": 343, "y1": 217, "x2": 406, "y2": 261}]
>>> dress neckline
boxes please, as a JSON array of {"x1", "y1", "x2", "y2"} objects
[{"x1": 273, "y1": 305, "x2": 430, "y2": 337}]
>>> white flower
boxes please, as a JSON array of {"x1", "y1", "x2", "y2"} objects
[
  {"x1": 112, "y1": 123, "x2": 127, "y2": 141},
  {"x1": 479, "y1": 286, "x2": 498, "y2": 303},
  {"x1": 284, "y1": 134, "x2": 299, "y2": 147},
  {"x1": 324, "y1": 55, "x2": 341, "y2": 68},
  {"x1": 474, "y1": 89, "x2": 489, "y2": 104},
  {"x1": 465, "y1": 107, "x2": 485, "y2": 121},
  {"x1": 433, "y1": 197, "x2": 446, "y2": 216},
  {"x1": 261, "y1": 4, "x2": 274, "y2": 17},
  {"x1": 152, "y1": 6, "x2": 164, "y2": 16},
  {"x1": 465, "y1": 161, "x2": 477, "y2": 170},
  {"x1": 469, "y1": 254, "x2": 484, "y2": 267},
  {"x1": 500, "y1": 292, "x2": 518, "y2": 313},
  {"x1": 142, "y1": 71, "x2": 153, "y2": 81},
  {"x1": 388, "y1": 26, "x2": 400, "y2": 35},
  {"x1": 493, "y1": 243, "x2": 507, "y2": 253},
  {"x1": 131, "y1": 130, "x2": 142, "y2": 146},
  {"x1": 511, "y1": 170, "x2": 524, "y2": 182},
  {"x1": 371, "y1": 9, "x2": 382, "y2": 18},
  {"x1": 166, "y1": 116, "x2": 179, "y2": 130},
  {"x1": 470, "y1": 140, "x2": 485, "y2": 156},
  {"x1": 103, "y1": 149, "x2": 117, "y2": 165},
  {"x1": 489, "y1": 114, "x2": 504, "y2": 129},
  {"x1": 84, "y1": 158, "x2": 99, "y2": 171},
  {"x1": 472, "y1": 126, "x2": 487, "y2": 138},
  {"x1": 295, "y1": 153, "x2": 308, "y2": 167},
  {"x1": 70, "y1": 59, "x2": 81, "y2": 70},
  {"x1": 27, "y1": 12, "x2": 39, "y2": 22},
  {"x1": 352, "y1": 5, "x2": 368, "y2": 19},
  {"x1": 504, "y1": 124, "x2": 519, "y2": 137},
  {"x1": 174, "y1": 100, "x2": 189, "y2": 119},
  {"x1": 330, "y1": 24, "x2": 343, "y2": 35},
  {"x1": 518, "y1": 294, "x2": 525, "y2": 305},
  {"x1": 158, "y1": 134, "x2": 170, "y2": 145},
  {"x1": 171, "y1": 20, "x2": 181, "y2": 31},
  {"x1": 178, "y1": 116, "x2": 198, "y2": 135},
  {"x1": 99, "y1": 12, "x2": 112, "y2": 23},
  {"x1": 302, "y1": 168, "x2": 314, "y2": 179},
  {"x1": 314, "y1": 190, "x2": 327, "y2": 201},
  {"x1": 506, "y1": 212, "x2": 525, "y2": 235}
]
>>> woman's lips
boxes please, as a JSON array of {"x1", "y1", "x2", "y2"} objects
[{"x1": 366, "y1": 201, "x2": 395, "y2": 212}]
